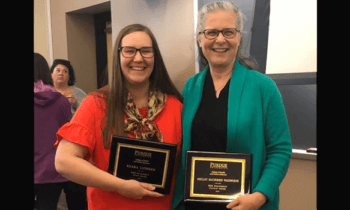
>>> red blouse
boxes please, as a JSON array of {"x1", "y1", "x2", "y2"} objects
[{"x1": 55, "y1": 92, "x2": 182, "y2": 210}]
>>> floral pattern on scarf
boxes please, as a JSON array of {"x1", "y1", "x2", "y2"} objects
[{"x1": 124, "y1": 90, "x2": 167, "y2": 142}]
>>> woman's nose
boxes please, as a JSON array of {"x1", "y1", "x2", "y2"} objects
[
  {"x1": 133, "y1": 51, "x2": 143, "y2": 62},
  {"x1": 215, "y1": 32, "x2": 226, "y2": 43}
]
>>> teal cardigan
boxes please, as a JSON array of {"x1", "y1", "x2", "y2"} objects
[{"x1": 172, "y1": 60, "x2": 292, "y2": 210}]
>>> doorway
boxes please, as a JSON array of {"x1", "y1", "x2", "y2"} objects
[
  {"x1": 94, "y1": 11, "x2": 112, "y2": 88},
  {"x1": 65, "y1": 1, "x2": 111, "y2": 94}
]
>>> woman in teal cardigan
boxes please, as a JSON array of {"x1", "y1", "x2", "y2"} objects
[{"x1": 172, "y1": 2, "x2": 292, "y2": 210}]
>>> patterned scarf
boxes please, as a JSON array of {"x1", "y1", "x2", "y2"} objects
[{"x1": 124, "y1": 90, "x2": 167, "y2": 142}]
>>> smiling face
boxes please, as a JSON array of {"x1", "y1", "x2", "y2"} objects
[
  {"x1": 199, "y1": 10, "x2": 241, "y2": 70},
  {"x1": 120, "y1": 31, "x2": 154, "y2": 88}
]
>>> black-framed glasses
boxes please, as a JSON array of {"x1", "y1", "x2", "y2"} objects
[
  {"x1": 119, "y1": 46, "x2": 154, "y2": 58},
  {"x1": 199, "y1": 28, "x2": 240, "y2": 40}
]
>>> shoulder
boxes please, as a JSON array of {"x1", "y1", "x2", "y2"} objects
[
  {"x1": 245, "y1": 68, "x2": 275, "y2": 85},
  {"x1": 79, "y1": 91, "x2": 107, "y2": 112},
  {"x1": 233, "y1": 59, "x2": 276, "y2": 89},
  {"x1": 184, "y1": 70, "x2": 206, "y2": 88},
  {"x1": 160, "y1": 94, "x2": 182, "y2": 121},
  {"x1": 243, "y1": 70, "x2": 283, "y2": 110},
  {"x1": 69, "y1": 92, "x2": 106, "y2": 124},
  {"x1": 182, "y1": 70, "x2": 207, "y2": 96},
  {"x1": 245, "y1": 69, "x2": 279, "y2": 93},
  {"x1": 73, "y1": 86, "x2": 87, "y2": 95},
  {"x1": 166, "y1": 94, "x2": 183, "y2": 110}
]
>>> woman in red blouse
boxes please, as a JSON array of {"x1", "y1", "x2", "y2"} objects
[{"x1": 54, "y1": 24, "x2": 183, "y2": 210}]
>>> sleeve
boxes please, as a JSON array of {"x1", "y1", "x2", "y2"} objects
[
  {"x1": 253, "y1": 79, "x2": 292, "y2": 201},
  {"x1": 72, "y1": 87, "x2": 87, "y2": 112},
  {"x1": 55, "y1": 95, "x2": 98, "y2": 159}
]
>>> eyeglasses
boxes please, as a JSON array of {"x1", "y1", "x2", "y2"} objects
[
  {"x1": 199, "y1": 28, "x2": 240, "y2": 40},
  {"x1": 119, "y1": 46, "x2": 154, "y2": 58}
]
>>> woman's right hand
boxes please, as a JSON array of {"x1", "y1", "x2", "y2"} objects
[
  {"x1": 55, "y1": 139, "x2": 163, "y2": 200},
  {"x1": 116, "y1": 179, "x2": 164, "y2": 199}
]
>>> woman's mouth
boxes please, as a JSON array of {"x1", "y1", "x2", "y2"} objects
[
  {"x1": 212, "y1": 48, "x2": 229, "y2": 53},
  {"x1": 130, "y1": 66, "x2": 146, "y2": 71}
]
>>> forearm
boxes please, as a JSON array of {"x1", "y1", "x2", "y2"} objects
[
  {"x1": 55, "y1": 139, "x2": 164, "y2": 200},
  {"x1": 55, "y1": 146, "x2": 123, "y2": 192}
]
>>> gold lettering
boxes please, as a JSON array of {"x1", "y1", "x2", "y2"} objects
[
  {"x1": 126, "y1": 164, "x2": 138, "y2": 169},
  {"x1": 139, "y1": 166, "x2": 156, "y2": 171},
  {"x1": 210, "y1": 171, "x2": 227, "y2": 176},
  {"x1": 214, "y1": 185, "x2": 227, "y2": 188},
  {"x1": 208, "y1": 178, "x2": 223, "y2": 182},
  {"x1": 134, "y1": 150, "x2": 152, "y2": 158},
  {"x1": 210, "y1": 162, "x2": 228, "y2": 169},
  {"x1": 224, "y1": 179, "x2": 239, "y2": 183}
]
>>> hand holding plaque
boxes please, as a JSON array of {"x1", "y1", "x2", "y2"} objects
[
  {"x1": 116, "y1": 179, "x2": 164, "y2": 199},
  {"x1": 184, "y1": 151, "x2": 252, "y2": 205},
  {"x1": 108, "y1": 136, "x2": 177, "y2": 194}
]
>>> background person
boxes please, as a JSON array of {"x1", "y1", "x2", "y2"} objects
[
  {"x1": 51, "y1": 59, "x2": 87, "y2": 116},
  {"x1": 34, "y1": 52, "x2": 73, "y2": 210}
]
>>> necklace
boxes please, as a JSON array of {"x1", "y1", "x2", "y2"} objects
[
  {"x1": 214, "y1": 78, "x2": 231, "y2": 92},
  {"x1": 215, "y1": 82, "x2": 227, "y2": 92},
  {"x1": 211, "y1": 69, "x2": 232, "y2": 92}
]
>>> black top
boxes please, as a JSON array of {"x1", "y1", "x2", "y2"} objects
[
  {"x1": 187, "y1": 70, "x2": 231, "y2": 210},
  {"x1": 191, "y1": 70, "x2": 230, "y2": 152}
]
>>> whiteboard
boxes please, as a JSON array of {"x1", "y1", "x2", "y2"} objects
[{"x1": 266, "y1": 0, "x2": 317, "y2": 74}]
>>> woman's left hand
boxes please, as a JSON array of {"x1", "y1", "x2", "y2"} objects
[{"x1": 226, "y1": 192, "x2": 267, "y2": 210}]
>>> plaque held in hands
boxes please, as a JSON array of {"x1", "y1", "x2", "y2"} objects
[
  {"x1": 108, "y1": 136, "x2": 177, "y2": 194},
  {"x1": 184, "y1": 151, "x2": 252, "y2": 205}
]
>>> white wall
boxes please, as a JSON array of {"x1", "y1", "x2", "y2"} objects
[
  {"x1": 266, "y1": 0, "x2": 317, "y2": 74},
  {"x1": 34, "y1": 0, "x2": 52, "y2": 64}
]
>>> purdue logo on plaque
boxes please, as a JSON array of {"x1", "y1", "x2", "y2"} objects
[
  {"x1": 184, "y1": 151, "x2": 251, "y2": 204},
  {"x1": 107, "y1": 136, "x2": 177, "y2": 194}
]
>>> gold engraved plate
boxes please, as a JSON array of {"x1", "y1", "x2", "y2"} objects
[
  {"x1": 184, "y1": 151, "x2": 251, "y2": 204},
  {"x1": 113, "y1": 143, "x2": 170, "y2": 189},
  {"x1": 108, "y1": 136, "x2": 177, "y2": 194},
  {"x1": 190, "y1": 157, "x2": 245, "y2": 199}
]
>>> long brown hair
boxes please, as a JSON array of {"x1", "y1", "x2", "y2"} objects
[{"x1": 97, "y1": 24, "x2": 183, "y2": 148}]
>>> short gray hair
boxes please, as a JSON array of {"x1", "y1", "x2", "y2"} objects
[{"x1": 196, "y1": 1, "x2": 259, "y2": 70}]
